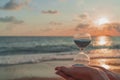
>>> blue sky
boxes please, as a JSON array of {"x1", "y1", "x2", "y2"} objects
[{"x1": 0, "y1": 0, "x2": 120, "y2": 36}]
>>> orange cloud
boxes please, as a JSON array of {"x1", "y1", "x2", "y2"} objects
[
  {"x1": 49, "y1": 21, "x2": 62, "y2": 25},
  {"x1": 72, "y1": 13, "x2": 120, "y2": 36}
]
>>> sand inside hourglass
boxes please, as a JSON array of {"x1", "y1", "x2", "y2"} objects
[
  {"x1": 73, "y1": 52, "x2": 90, "y2": 65},
  {"x1": 73, "y1": 33, "x2": 91, "y2": 66}
]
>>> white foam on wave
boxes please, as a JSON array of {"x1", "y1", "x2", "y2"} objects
[
  {"x1": 0, "y1": 49, "x2": 120, "y2": 65},
  {"x1": 0, "y1": 52, "x2": 75, "y2": 65}
]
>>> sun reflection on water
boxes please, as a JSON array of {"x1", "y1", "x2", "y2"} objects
[
  {"x1": 90, "y1": 36, "x2": 120, "y2": 71},
  {"x1": 90, "y1": 49, "x2": 120, "y2": 70},
  {"x1": 101, "y1": 63, "x2": 110, "y2": 69},
  {"x1": 98, "y1": 36, "x2": 107, "y2": 46},
  {"x1": 93, "y1": 36, "x2": 112, "y2": 46},
  {"x1": 98, "y1": 59, "x2": 110, "y2": 69}
]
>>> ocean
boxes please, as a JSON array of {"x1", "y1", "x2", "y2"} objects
[
  {"x1": 0, "y1": 36, "x2": 120, "y2": 65},
  {"x1": 0, "y1": 36, "x2": 120, "y2": 80}
]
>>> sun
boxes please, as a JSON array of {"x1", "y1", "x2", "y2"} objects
[{"x1": 95, "y1": 17, "x2": 110, "y2": 26}]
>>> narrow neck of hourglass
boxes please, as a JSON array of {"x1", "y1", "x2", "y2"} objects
[{"x1": 80, "y1": 48, "x2": 84, "y2": 51}]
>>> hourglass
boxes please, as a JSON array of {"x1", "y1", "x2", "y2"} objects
[{"x1": 73, "y1": 33, "x2": 91, "y2": 66}]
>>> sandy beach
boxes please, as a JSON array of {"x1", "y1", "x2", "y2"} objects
[
  {"x1": 0, "y1": 50, "x2": 119, "y2": 80},
  {"x1": 0, "y1": 0, "x2": 120, "y2": 79},
  {"x1": 14, "y1": 77, "x2": 62, "y2": 80},
  {"x1": 0, "y1": 60, "x2": 75, "y2": 80}
]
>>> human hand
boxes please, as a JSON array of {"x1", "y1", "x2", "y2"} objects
[
  {"x1": 55, "y1": 65, "x2": 116, "y2": 80},
  {"x1": 91, "y1": 65, "x2": 119, "y2": 80}
]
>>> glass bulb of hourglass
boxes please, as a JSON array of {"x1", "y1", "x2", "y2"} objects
[
  {"x1": 74, "y1": 52, "x2": 90, "y2": 65},
  {"x1": 73, "y1": 33, "x2": 91, "y2": 66}
]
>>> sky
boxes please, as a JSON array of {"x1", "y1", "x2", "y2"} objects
[{"x1": 0, "y1": 0, "x2": 120, "y2": 36}]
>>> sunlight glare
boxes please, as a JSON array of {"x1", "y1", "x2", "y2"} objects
[
  {"x1": 98, "y1": 59, "x2": 110, "y2": 69},
  {"x1": 95, "y1": 17, "x2": 110, "y2": 26},
  {"x1": 98, "y1": 36, "x2": 107, "y2": 46},
  {"x1": 93, "y1": 36, "x2": 112, "y2": 46},
  {"x1": 101, "y1": 63, "x2": 110, "y2": 69}
]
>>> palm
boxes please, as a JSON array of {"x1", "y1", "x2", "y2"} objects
[{"x1": 55, "y1": 66, "x2": 112, "y2": 80}]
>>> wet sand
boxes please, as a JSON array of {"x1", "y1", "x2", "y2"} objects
[
  {"x1": 0, "y1": 50, "x2": 120, "y2": 80},
  {"x1": 13, "y1": 70, "x2": 120, "y2": 80},
  {"x1": 14, "y1": 77, "x2": 63, "y2": 80}
]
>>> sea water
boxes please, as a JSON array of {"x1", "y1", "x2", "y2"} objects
[{"x1": 0, "y1": 36, "x2": 119, "y2": 80}]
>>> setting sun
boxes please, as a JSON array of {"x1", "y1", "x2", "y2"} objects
[{"x1": 95, "y1": 17, "x2": 110, "y2": 26}]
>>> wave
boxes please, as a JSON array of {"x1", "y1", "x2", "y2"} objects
[
  {"x1": 0, "y1": 45, "x2": 77, "y2": 55},
  {"x1": 0, "y1": 53, "x2": 74, "y2": 66},
  {"x1": 0, "y1": 36, "x2": 119, "y2": 55},
  {"x1": 0, "y1": 49, "x2": 120, "y2": 67},
  {"x1": 0, "y1": 44, "x2": 120, "y2": 55},
  {"x1": 90, "y1": 44, "x2": 120, "y2": 49}
]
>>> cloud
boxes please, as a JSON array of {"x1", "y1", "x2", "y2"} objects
[
  {"x1": 49, "y1": 21, "x2": 62, "y2": 25},
  {"x1": 24, "y1": 0, "x2": 31, "y2": 5},
  {"x1": 0, "y1": 16, "x2": 24, "y2": 24},
  {"x1": 59, "y1": 0, "x2": 67, "y2": 2},
  {"x1": 104, "y1": 23, "x2": 120, "y2": 32},
  {"x1": 41, "y1": 10, "x2": 59, "y2": 14},
  {"x1": 73, "y1": 13, "x2": 89, "y2": 22},
  {"x1": 75, "y1": 23, "x2": 90, "y2": 31},
  {"x1": 0, "y1": 0, "x2": 31, "y2": 10},
  {"x1": 79, "y1": 13, "x2": 89, "y2": 19},
  {"x1": 74, "y1": 13, "x2": 120, "y2": 36},
  {"x1": 74, "y1": 13, "x2": 92, "y2": 31}
]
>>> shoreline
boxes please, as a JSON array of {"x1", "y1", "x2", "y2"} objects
[
  {"x1": 0, "y1": 49, "x2": 119, "y2": 80},
  {"x1": 0, "y1": 60, "x2": 120, "y2": 80}
]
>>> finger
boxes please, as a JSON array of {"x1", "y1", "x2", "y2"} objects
[
  {"x1": 59, "y1": 66, "x2": 80, "y2": 79},
  {"x1": 55, "y1": 66, "x2": 61, "y2": 70},
  {"x1": 60, "y1": 66, "x2": 87, "y2": 74},
  {"x1": 56, "y1": 71, "x2": 74, "y2": 80},
  {"x1": 90, "y1": 65, "x2": 118, "y2": 80},
  {"x1": 90, "y1": 65, "x2": 111, "y2": 75},
  {"x1": 60, "y1": 66, "x2": 72, "y2": 74},
  {"x1": 59, "y1": 66, "x2": 93, "y2": 80},
  {"x1": 55, "y1": 66, "x2": 65, "y2": 71},
  {"x1": 90, "y1": 65, "x2": 108, "y2": 71}
]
